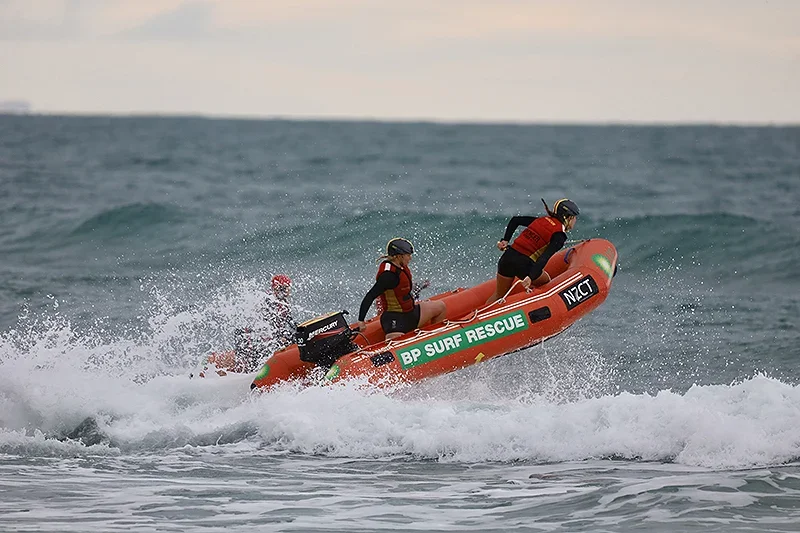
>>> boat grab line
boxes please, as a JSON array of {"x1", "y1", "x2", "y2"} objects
[{"x1": 354, "y1": 271, "x2": 584, "y2": 356}]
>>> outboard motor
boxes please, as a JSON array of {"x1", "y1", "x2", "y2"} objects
[{"x1": 295, "y1": 310, "x2": 357, "y2": 368}]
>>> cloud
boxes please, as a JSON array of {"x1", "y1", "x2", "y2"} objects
[
  {"x1": 0, "y1": 0, "x2": 186, "y2": 40},
  {"x1": 0, "y1": 0, "x2": 82, "y2": 40},
  {"x1": 1, "y1": 0, "x2": 798, "y2": 122},
  {"x1": 118, "y1": 1, "x2": 217, "y2": 41}
]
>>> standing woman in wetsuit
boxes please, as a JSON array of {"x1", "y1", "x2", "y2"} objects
[
  {"x1": 357, "y1": 238, "x2": 446, "y2": 340},
  {"x1": 486, "y1": 198, "x2": 580, "y2": 303}
]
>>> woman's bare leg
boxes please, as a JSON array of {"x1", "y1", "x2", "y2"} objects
[
  {"x1": 418, "y1": 300, "x2": 446, "y2": 327},
  {"x1": 532, "y1": 271, "x2": 551, "y2": 287},
  {"x1": 486, "y1": 273, "x2": 515, "y2": 304}
]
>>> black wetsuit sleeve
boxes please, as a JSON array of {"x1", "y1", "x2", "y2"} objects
[
  {"x1": 266, "y1": 304, "x2": 297, "y2": 344},
  {"x1": 358, "y1": 271, "x2": 400, "y2": 321},
  {"x1": 528, "y1": 232, "x2": 567, "y2": 279},
  {"x1": 502, "y1": 216, "x2": 537, "y2": 242},
  {"x1": 280, "y1": 313, "x2": 297, "y2": 341}
]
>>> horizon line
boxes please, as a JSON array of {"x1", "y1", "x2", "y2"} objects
[{"x1": 2, "y1": 110, "x2": 798, "y2": 128}]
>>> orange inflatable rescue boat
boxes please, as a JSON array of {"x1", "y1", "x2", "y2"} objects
[{"x1": 250, "y1": 238, "x2": 618, "y2": 391}]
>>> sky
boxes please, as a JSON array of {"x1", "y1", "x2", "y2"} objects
[{"x1": 1, "y1": 0, "x2": 799, "y2": 123}]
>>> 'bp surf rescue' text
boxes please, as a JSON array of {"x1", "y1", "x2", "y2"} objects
[{"x1": 397, "y1": 311, "x2": 529, "y2": 369}]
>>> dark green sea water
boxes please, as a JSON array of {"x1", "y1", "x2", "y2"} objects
[{"x1": 1, "y1": 116, "x2": 799, "y2": 532}]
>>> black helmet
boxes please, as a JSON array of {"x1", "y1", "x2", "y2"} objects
[
  {"x1": 386, "y1": 238, "x2": 414, "y2": 256},
  {"x1": 553, "y1": 198, "x2": 580, "y2": 219}
]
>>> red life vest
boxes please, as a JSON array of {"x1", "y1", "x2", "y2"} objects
[
  {"x1": 510, "y1": 216, "x2": 565, "y2": 261},
  {"x1": 376, "y1": 261, "x2": 414, "y2": 314}
]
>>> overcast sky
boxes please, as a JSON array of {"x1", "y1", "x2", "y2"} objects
[{"x1": 1, "y1": 0, "x2": 798, "y2": 123}]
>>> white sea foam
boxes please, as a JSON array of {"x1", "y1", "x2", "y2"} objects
[
  {"x1": 2, "y1": 283, "x2": 799, "y2": 470},
  {"x1": 3, "y1": 319, "x2": 799, "y2": 470}
]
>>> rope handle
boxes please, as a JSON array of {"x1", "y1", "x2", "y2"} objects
[
  {"x1": 354, "y1": 279, "x2": 529, "y2": 356},
  {"x1": 352, "y1": 240, "x2": 599, "y2": 358}
]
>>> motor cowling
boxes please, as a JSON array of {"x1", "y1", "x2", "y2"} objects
[{"x1": 295, "y1": 311, "x2": 357, "y2": 368}]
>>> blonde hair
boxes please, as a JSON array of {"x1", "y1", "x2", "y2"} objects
[{"x1": 376, "y1": 237, "x2": 412, "y2": 263}]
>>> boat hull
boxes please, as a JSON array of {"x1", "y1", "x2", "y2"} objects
[{"x1": 251, "y1": 238, "x2": 617, "y2": 390}]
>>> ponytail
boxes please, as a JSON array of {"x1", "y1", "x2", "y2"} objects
[{"x1": 541, "y1": 198, "x2": 556, "y2": 218}]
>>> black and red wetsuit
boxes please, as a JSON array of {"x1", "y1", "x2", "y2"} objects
[
  {"x1": 497, "y1": 215, "x2": 567, "y2": 281},
  {"x1": 359, "y1": 260, "x2": 420, "y2": 334}
]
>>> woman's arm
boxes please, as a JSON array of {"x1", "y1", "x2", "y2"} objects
[
  {"x1": 358, "y1": 271, "x2": 399, "y2": 322},
  {"x1": 502, "y1": 216, "x2": 537, "y2": 242},
  {"x1": 527, "y1": 231, "x2": 567, "y2": 280}
]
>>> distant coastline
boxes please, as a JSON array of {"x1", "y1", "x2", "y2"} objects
[
  {"x1": 0, "y1": 110, "x2": 797, "y2": 128},
  {"x1": 0, "y1": 100, "x2": 32, "y2": 114}
]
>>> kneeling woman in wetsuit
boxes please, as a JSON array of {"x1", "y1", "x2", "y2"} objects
[
  {"x1": 357, "y1": 238, "x2": 446, "y2": 340},
  {"x1": 487, "y1": 198, "x2": 580, "y2": 303}
]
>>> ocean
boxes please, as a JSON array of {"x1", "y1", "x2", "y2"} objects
[{"x1": 1, "y1": 115, "x2": 799, "y2": 532}]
